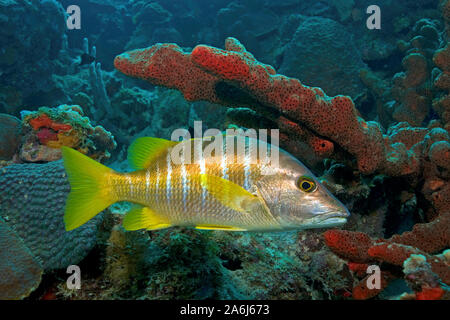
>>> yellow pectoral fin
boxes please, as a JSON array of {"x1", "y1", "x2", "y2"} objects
[
  {"x1": 127, "y1": 137, "x2": 179, "y2": 170},
  {"x1": 197, "y1": 173, "x2": 260, "y2": 214},
  {"x1": 123, "y1": 204, "x2": 172, "y2": 231},
  {"x1": 195, "y1": 224, "x2": 247, "y2": 231}
]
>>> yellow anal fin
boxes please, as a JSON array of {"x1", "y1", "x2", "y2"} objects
[
  {"x1": 123, "y1": 204, "x2": 172, "y2": 231},
  {"x1": 195, "y1": 224, "x2": 246, "y2": 231},
  {"x1": 127, "y1": 137, "x2": 179, "y2": 170},
  {"x1": 197, "y1": 174, "x2": 260, "y2": 214}
]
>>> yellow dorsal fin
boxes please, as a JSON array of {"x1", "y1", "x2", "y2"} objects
[
  {"x1": 127, "y1": 137, "x2": 179, "y2": 170},
  {"x1": 123, "y1": 204, "x2": 172, "y2": 231},
  {"x1": 195, "y1": 224, "x2": 246, "y2": 231},
  {"x1": 198, "y1": 173, "x2": 260, "y2": 214}
]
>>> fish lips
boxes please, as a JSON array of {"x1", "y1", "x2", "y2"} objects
[{"x1": 304, "y1": 210, "x2": 350, "y2": 228}]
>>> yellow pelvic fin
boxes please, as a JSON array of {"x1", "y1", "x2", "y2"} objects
[
  {"x1": 123, "y1": 204, "x2": 172, "y2": 231},
  {"x1": 127, "y1": 137, "x2": 178, "y2": 170},
  {"x1": 195, "y1": 224, "x2": 246, "y2": 231},
  {"x1": 198, "y1": 173, "x2": 260, "y2": 214},
  {"x1": 61, "y1": 147, "x2": 116, "y2": 231}
]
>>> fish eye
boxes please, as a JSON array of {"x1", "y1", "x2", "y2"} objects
[{"x1": 296, "y1": 176, "x2": 317, "y2": 193}]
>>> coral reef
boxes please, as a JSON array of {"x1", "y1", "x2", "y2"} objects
[
  {"x1": 126, "y1": 1, "x2": 177, "y2": 50},
  {"x1": 114, "y1": 37, "x2": 450, "y2": 179},
  {"x1": 0, "y1": 113, "x2": 21, "y2": 160},
  {"x1": 112, "y1": 3, "x2": 450, "y2": 300},
  {"x1": 0, "y1": 160, "x2": 105, "y2": 298},
  {"x1": 321, "y1": 3, "x2": 449, "y2": 299},
  {"x1": 0, "y1": 0, "x2": 66, "y2": 113},
  {"x1": 433, "y1": 42, "x2": 450, "y2": 132},
  {"x1": 114, "y1": 37, "x2": 376, "y2": 172},
  {"x1": 19, "y1": 105, "x2": 116, "y2": 162},
  {"x1": 402, "y1": 253, "x2": 449, "y2": 300},
  {"x1": 0, "y1": 161, "x2": 104, "y2": 270},
  {"x1": 321, "y1": 126, "x2": 450, "y2": 300},
  {"x1": 0, "y1": 218, "x2": 43, "y2": 300},
  {"x1": 0, "y1": 0, "x2": 449, "y2": 302},
  {"x1": 279, "y1": 16, "x2": 366, "y2": 98},
  {"x1": 81, "y1": 37, "x2": 118, "y2": 121},
  {"x1": 324, "y1": 226, "x2": 449, "y2": 299},
  {"x1": 50, "y1": 216, "x2": 349, "y2": 300},
  {"x1": 361, "y1": 18, "x2": 442, "y2": 128}
]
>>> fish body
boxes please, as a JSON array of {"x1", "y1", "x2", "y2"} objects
[
  {"x1": 80, "y1": 53, "x2": 96, "y2": 66},
  {"x1": 62, "y1": 135, "x2": 350, "y2": 232}
]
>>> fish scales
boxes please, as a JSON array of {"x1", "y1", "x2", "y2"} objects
[{"x1": 113, "y1": 137, "x2": 264, "y2": 227}]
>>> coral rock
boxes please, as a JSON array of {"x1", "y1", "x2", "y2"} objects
[
  {"x1": 324, "y1": 213, "x2": 450, "y2": 300},
  {"x1": 429, "y1": 140, "x2": 450, "y2": 170},
  {"x1": 20, "y1": 105, "x2": 116, "y2": 162},
  {"x1": 0, "y1": 113, "x2": 21, "y2": 160},
  {"x1": 0, "y1": 161, "x2": 103, "y2": 270},
  {"x1": 0, "y1": 218, "x2": 43, "y2": 300},
  {"x1": 279, "y1": 17, "x2": 367, "y2": 98}
]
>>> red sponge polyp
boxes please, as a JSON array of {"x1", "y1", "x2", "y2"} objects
[
  {"x1": 323, "y1": 230, "x2": 373, "y2": 262},
  {"x1": 29, "y1": 114, "x2": 72, "y2": 132},
  {"x1": 415, "y1": 287, "x2": 445, "y2": 300},
  {"x1": 113, "y1": 38, "x2": 401, "y2": 175},
  {"x1": 192, "y1": 45, "x2": 251, "y2": 81},
  {"x1": 114, "y1": 44, "x2": 220, "y2": 103}
]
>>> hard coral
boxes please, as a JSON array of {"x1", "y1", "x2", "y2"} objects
[
  {"x1": 320, "y1": 138, "x2": 450, "y2": 300},
  {"x1": 402, "y1": 253, "x2": 448, "y2": 300},
  {"x1": 0, "y1": 161, "x2": 104, "y2": 270},
  {"x1": 433, "y1": 43, "x2": 450, "y2": 132},
  {"x1": 0, "y1": 113, "x2": 21, "y2": 160},
  {"x1": 324, "y1": 224, "x2": 450, "y2": 300},
  {"x1": 20, "y1": 105, "x2": 116, "y2": 162},
  {"x1": 0, "y1": 161, "x2": 104, "y2": 298},
  {"x1": 0, "y1": 218, "x2": 43, "y2": 300},
  {"x1": 278, "y1": 16, "x2": 366, "y2": 98},
  {"x1": 361, "y1": 16, "x2": 445, "y2": 128}
]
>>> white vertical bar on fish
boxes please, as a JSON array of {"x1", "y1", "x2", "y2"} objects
[
  {"x1": 155, "y1": 162, "x2": 160, "y2": 203},
  {"x1": 195, "y1": 139, "x2": 207, "y2": 212},
  {"x1": 127, "y1": 175, "x2": 133, "y2": 198},
  {"x1": 221, "y1": 140, "x2": 228, "y2": 180},
  {"x1": 180, "y1": 148, "x2": 188, "y2": 211},
  {"x1": 145, "y1": 170, "x2": 150, "y2": 195},
  {"x1": 244, "y1": 139, "x2": 251, "y2": 190},
  {"x1": 166, "y1": 152, "x2": 172, "y2": 203}
]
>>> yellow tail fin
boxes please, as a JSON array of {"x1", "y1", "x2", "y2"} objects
[{"x1": 61, "y1": 147, "x2": 116, "y2": 231}]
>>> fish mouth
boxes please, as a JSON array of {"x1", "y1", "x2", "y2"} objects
[
  {"x1": 311, "y1": 211, "x2": 349, "y2": 227},
  {"x1": 315, "y1": 216, "x2": 348, "y2": 227},
  {"x1": 299, "y1": 215, "x2": 348, "y2": 230}
]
